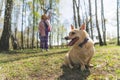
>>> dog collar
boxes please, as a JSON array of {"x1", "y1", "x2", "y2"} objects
[{"x1": 79, "y1": 38, "x2": 89, "y2": 48}]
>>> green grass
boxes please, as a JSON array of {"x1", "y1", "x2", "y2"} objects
[{"x1": 0, "y1": 46, "x2": 120, "y2": 80}]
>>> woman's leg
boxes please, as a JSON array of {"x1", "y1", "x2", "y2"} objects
[
  {"x1": 44, "y1": 36, "x2": 48, "y2": 50},
  {"x1": 40, "y1": 36, "x2": 45, "y2": 49}
]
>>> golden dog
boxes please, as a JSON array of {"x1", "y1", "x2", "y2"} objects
[{"x1": 64, "y1": 23, "x2": 95, "y2": 71}]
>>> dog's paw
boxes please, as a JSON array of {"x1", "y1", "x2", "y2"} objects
[
  {"x1": 60, "y1": 64, "x2": 66, "y2": 68},
  {"x1": 81, "y1": 65, "x2": 86, "y2": 71},
  {"x1": 69, "y1": 65, "x2": 73, "y2": 69},
  {"x1": 88, "y1": 64, "x2": 94, "y2": 68}
]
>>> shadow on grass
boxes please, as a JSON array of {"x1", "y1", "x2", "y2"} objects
[
  {"x1": 0, "y1": 50, "x2": 68, "y2": 64},
  {"x1": 0, "y1": 49, "x2": 41, "y2": 54},
  {"x1": 58, "y1": 65, "x2": 90, "y2": 80}
]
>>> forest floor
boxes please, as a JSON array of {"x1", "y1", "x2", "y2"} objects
[{"x1": 0, "y1": 45, "x2": 120, "y2": 80}]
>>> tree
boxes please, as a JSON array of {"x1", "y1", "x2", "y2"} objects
[
  {"x1": 21, "y1": 0, "x2": 25, "y2": 49},
  {"x1": 117, "y1": 0, "x2": 120, "y2": 45},
  {"x1": 0, "y1": 0, "x2": 4, "y2": 16},
  {"x1": 72, "y1": 0, "x2": 77, "y2": 28},
  {"x1": 95, "y1": 0, "x2": 103, "y2": 46},
  {"x1": 88, "y1": 0, "x2": 93, "y2": 39},
  {"x1": 83, "y1": 0, "x2": 89, "y2": 33},
  {"x1": 101, "y1": 0, "x2": 107, "y2": 45},
  {"x1": 11, "y1": 1, "x2": 21, "y2": 49},
  {"x1": 75, "y1": 0, "x2": 81, "y2": 27},
  {"x1": 0, "y1": 0, "x2": 13, "y2": 51},
  {"x1": 31, "y1": 0, "x2": 35, "y2": 48},
  {"x1": 27, "y1": 27, "x2": 30, "y2": 48}
]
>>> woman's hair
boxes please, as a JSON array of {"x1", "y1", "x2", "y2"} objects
[{"x1": 41, "y1": 14, "x2": 48, "y2": 20}]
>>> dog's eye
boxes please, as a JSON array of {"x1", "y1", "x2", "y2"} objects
[{"x1": 71, "y1": 32, "x2": 75, "y2": 35}]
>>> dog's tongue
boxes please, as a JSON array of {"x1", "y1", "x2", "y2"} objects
[{"x1": 68, "y1": 37, "x2": 79, "y2": 46}]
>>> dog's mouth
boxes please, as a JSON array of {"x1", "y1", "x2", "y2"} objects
[{"x1": 68, "y1": 37, "x2": 79, "y2": 46}]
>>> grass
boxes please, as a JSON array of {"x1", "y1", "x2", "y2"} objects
[{"x1": 0, "y1": 46, "x2": 120, "y2": 80}]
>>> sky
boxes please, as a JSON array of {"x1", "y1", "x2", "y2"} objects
[
  {"x1": 0, "y1": 0, "x2": 119, "y2": 39},
  {"x1": 59, "y1": 0, "x2": 117, "y2": 23},
  {"x1": 59, "y1": 0, "x2": 119, "y2": 38}
]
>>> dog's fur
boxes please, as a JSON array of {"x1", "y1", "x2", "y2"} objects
[{"x1": 64, "y1": 23, "x2": 95, "y2": 71}]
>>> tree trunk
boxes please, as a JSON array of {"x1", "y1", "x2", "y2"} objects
[
  {"x1": 21, "y1": 0, "x2": 24, "y2": 49},
  {"x1": 83, "y1": 0, "x2": 89, "y2": 33},
  {"x1": 73, "y1": 0, "x2": 77, "y2": 28},
  {"x1": 117, "y1": 0, "x2": 120, "y2": 45},
  {"x1": 49, "y1": 0, "x2": 52, "y2": 48},
  {"x1": 89, "y1": 0, "x2": 93, "y2": 39},
  {"x1": 101, "y1": 0, "x2": 107, "y2": 45},
  {"x1": 36, "y1": 26, "x2": 38, "y2": 49},
  {"x1": 56, "y1": 28, "x2": 61, "y2": 48},
  {"x1": 11, "y1": 33, "x2": 18, "y2": 50},
  {"x1": 32, "y1": 0, "x2": 35, "y2": 48},
  {"x1": 95, "y1": 0, "x2": 103, "y2": 46},
  {"x1": 27, "y1": 27, "x2": 30, "y2": 48},
  {"x1": 0, "y1": 0, "x2": 13, "y2": 51},
  {"x1": 76, "y1": 0, "x2": 81, "y2": 27},
  {"x1": 36, "y1": 0, "x2": 39, "y2": 48},
  {"x1": 0, "y1": 0, "x2": 4, "y2": 16}
]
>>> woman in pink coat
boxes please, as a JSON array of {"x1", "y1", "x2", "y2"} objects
[{"x1": 38, "y1": 14, "x2": 51, "y2": 51}]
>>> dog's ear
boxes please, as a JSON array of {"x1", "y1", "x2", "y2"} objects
[
  {"x1": 80, "y1": 23, "x2": 86, "y2": 30},
  {"x1": 71, "y1": 24, "x2": 75, "y2": 30}
]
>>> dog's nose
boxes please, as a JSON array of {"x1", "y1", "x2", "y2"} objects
[{"x1": 64, "y1": 36, "x2": 69, "y2": 40}]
